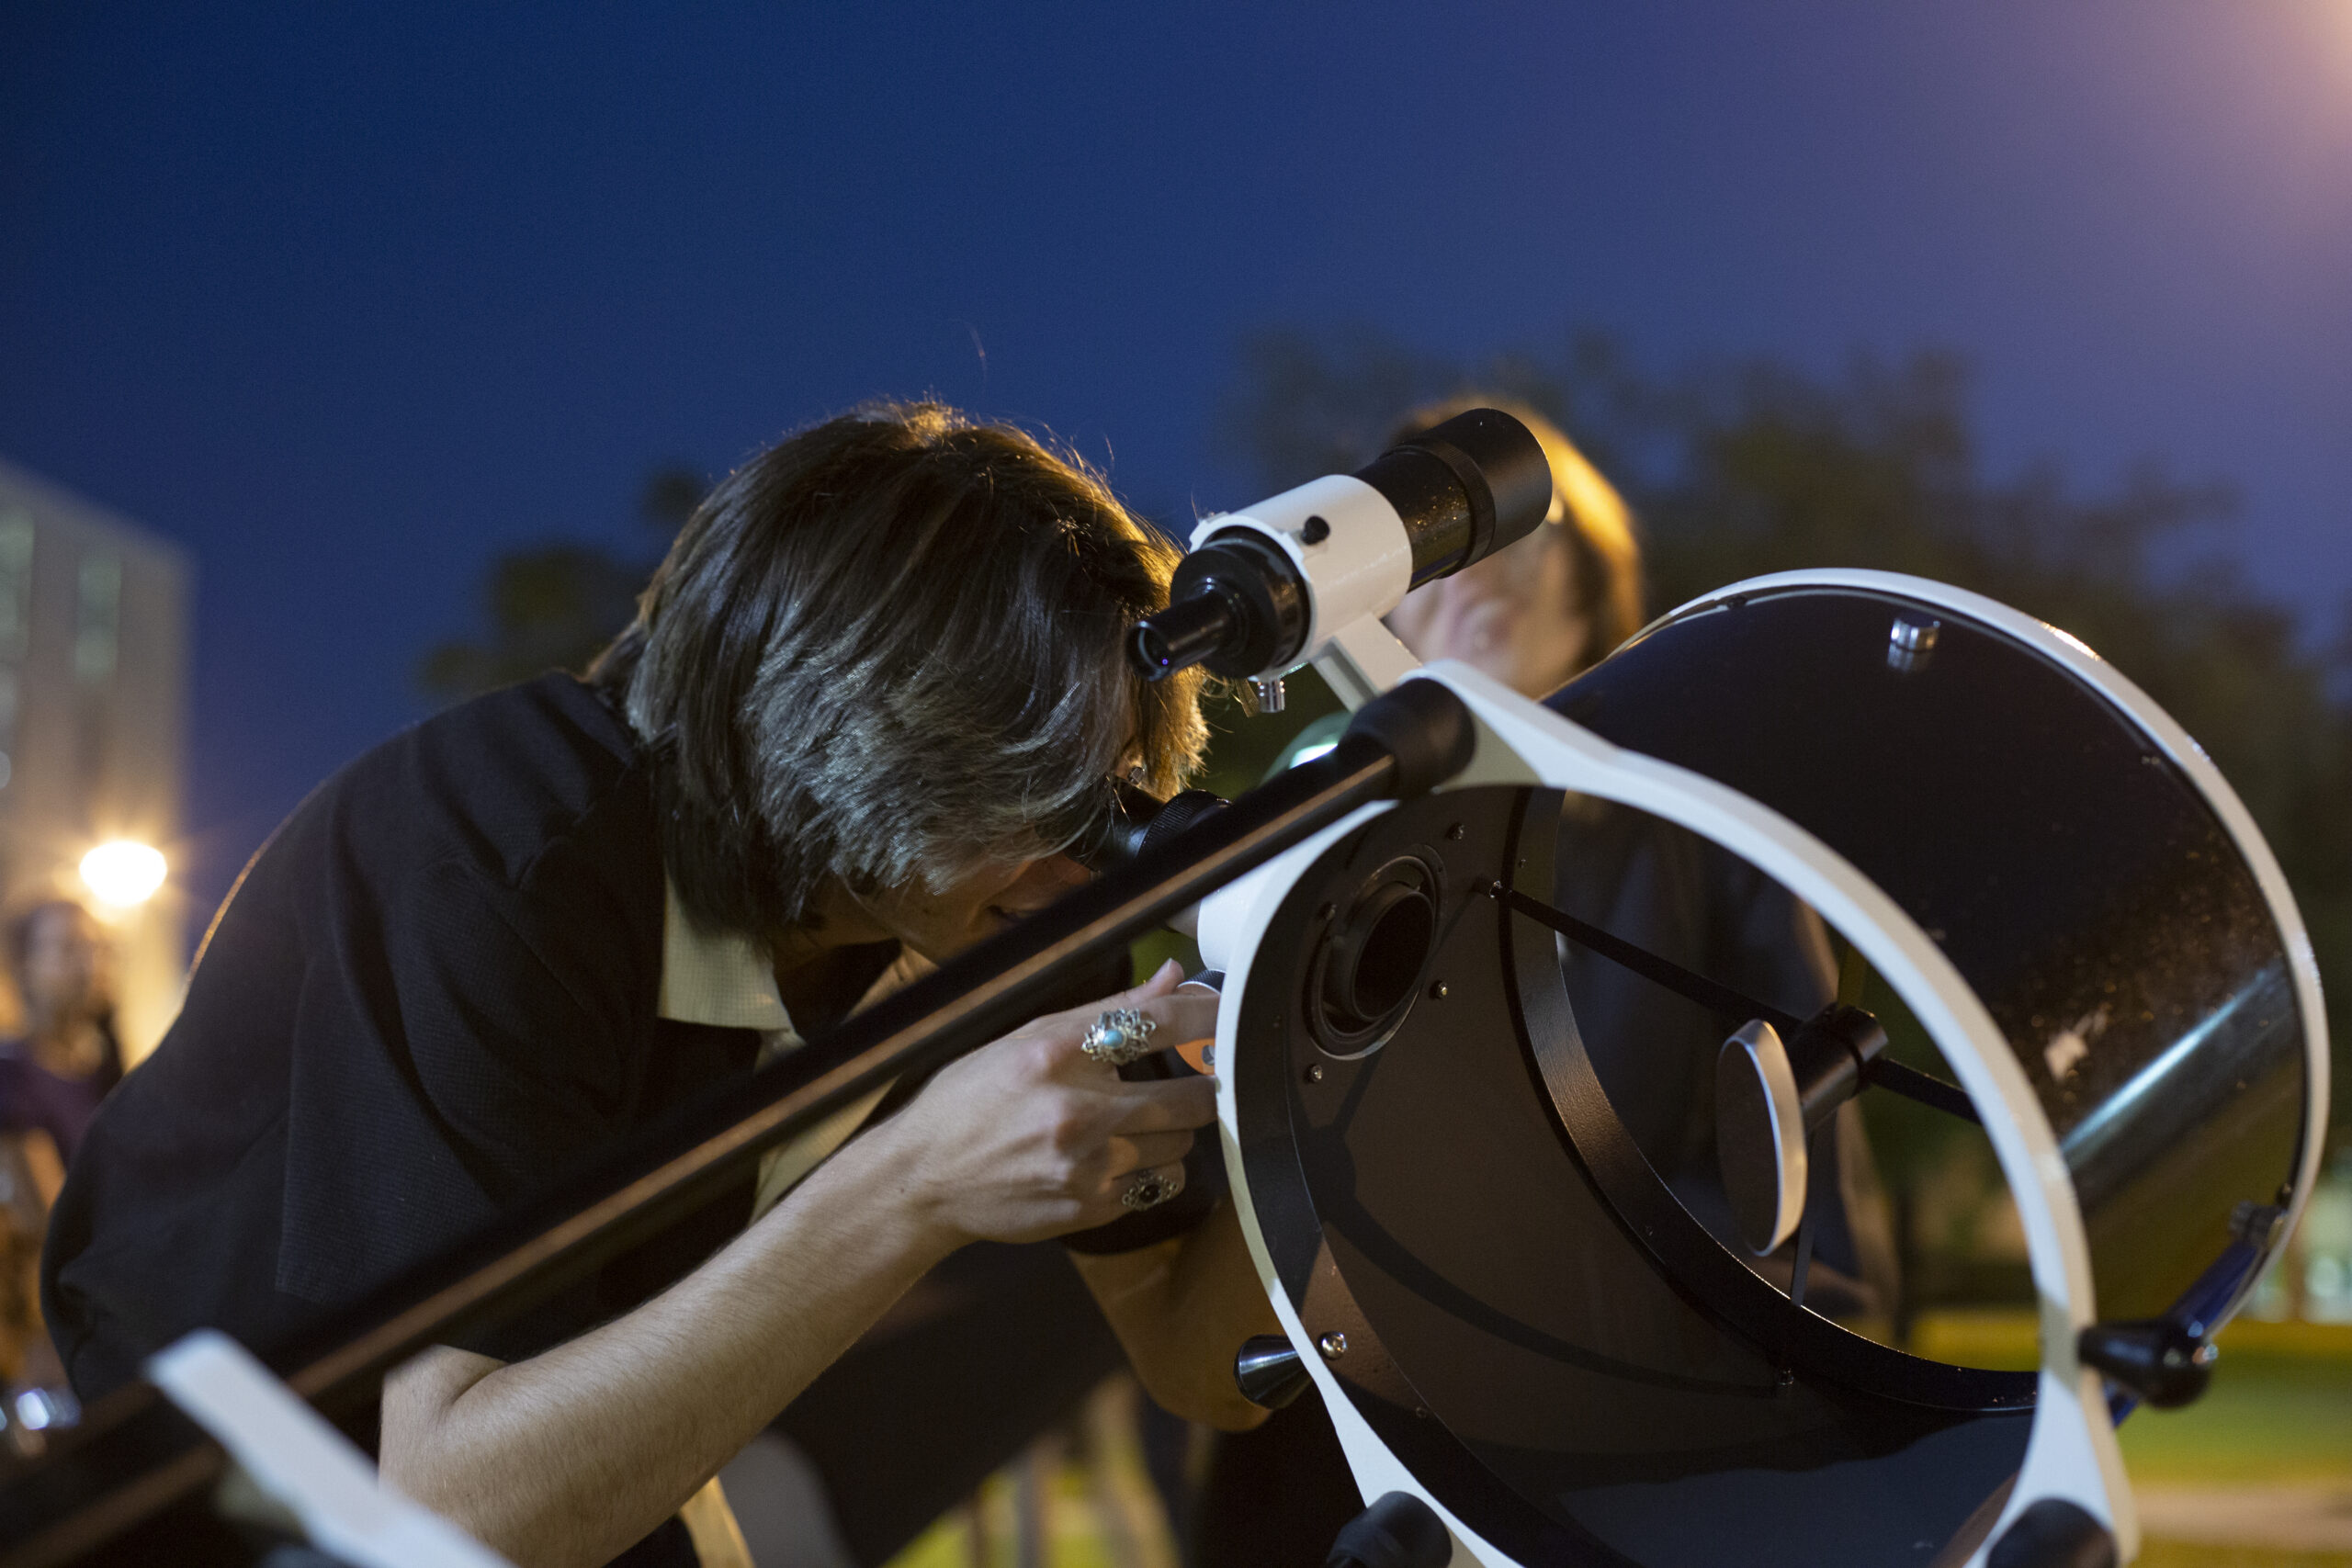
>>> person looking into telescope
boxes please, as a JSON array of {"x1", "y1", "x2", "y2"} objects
[{"x1": 43, "y1": 403, "x2": 1278, "y2": 1568}]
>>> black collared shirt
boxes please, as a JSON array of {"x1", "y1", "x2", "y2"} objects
[{"x1": 46, "y1": 675, "x2": 751, "y2": 1565}]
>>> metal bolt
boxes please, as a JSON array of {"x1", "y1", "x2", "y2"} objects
[
  {"x1": 1252, "y1": 676, "x2": 1286, "y2": 714},
  {"x1": 1317, "y1": 1331, "x2": 1349, "y2": 1360},
  {"x1": 1887, "y1": 615, "x2": 1941, "y2": 674},
  {"x1": 1890, "y1": 616, "x2": 1939, "y2": 653},
  {"x1": 1304, "y1": 1062, "x2": 1324, "y2": 1084},
  {"x1": 1428, "y1": 981, "x2": 1449, "y2": 1000},
  {"x1": 1446, "y1": 822, "x2": 1466, "y2": 841}
]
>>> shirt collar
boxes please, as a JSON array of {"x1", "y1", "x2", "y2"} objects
[{"x1": 657, "y1": 877, "x2": 794, "y2": 1032}]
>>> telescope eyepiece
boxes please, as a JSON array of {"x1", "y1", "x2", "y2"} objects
[
  {"x1": 1132, "y1": 594, "x2": 1231, "y2": 679},
  {"x1": 1072, "y1": 781, "x2": 1229, "y2": 874},
  {"x1": 1134, "y1": 531, "x2": 1309, "y2": 683}
]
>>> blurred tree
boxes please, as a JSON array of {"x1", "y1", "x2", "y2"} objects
[
  {"x1": 1218, "y1": 326, "x2": 2352, "y2": 1151},
  {"x1": 419, "y1": 465, "x2": 704, "y2": 702}
]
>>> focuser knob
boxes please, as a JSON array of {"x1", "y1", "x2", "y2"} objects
[
  {"x1": 2077, "y1": 1317, "x2": 2216, "y2": 1409},
  {"x1": 1234, "y1": 1334, "x2": 1311, "y2": 1410}
]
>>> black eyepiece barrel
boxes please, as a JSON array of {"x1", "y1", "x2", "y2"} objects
[
  {"x1": 1353, "y1": 407, "x2": 1553, "y2": 587},
  {"x1": 1133, "y1": 593, "x2": 1232, "y2": 679},
  {"x1": 1075, "y1": 784, "x2": 1230, "y2": 875}
]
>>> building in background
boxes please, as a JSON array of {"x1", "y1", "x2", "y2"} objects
[{"x1": 0, "y1": 458, "x2": 190, "y2": 1064}]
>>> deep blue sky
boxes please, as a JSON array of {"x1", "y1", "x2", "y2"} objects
[{"x1": 4, "y1": 2, "x2": 2348, "y2": 919}]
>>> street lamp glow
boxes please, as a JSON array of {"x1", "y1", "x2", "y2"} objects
[{"x1": 81, "y1": 841, "x2": 166, "y2": 907}]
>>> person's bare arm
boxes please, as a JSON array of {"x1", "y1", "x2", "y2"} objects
[
  {"x1": 381, "y1": 968, "x2": 1215, "y2": 1568},
  {"x1": 1069, "y1": 1197, "x2": 1282, "y2": 1431},
  {"x1": 383, "y1": 1136, "x2": 945, "y2": 1568}
]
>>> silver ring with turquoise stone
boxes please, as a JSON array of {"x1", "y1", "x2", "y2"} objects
[{"x1": 1080, "y1": 1006, "x2": 1159, "y2": 1067}]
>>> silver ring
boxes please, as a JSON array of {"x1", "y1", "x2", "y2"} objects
[
  {"x1": 1121, "y1": 1168, "x2": 1181, "y2": 1211},
  {"x1": 1081, "y1": 1007, "x2": 1159, "y2": 1067}
]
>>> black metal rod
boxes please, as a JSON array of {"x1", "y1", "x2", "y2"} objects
[
  {"x1": 1494, "y1": 884, "x2": 1982, "y2": 1128},
  {"x1": 0, "y1": 721, "x2": 1444, "y2": 1568},
  {"x1": 1864, "y1": 1057, "x2": 1983, "y2": 1125},
  {"x1": 1492, "y1": 883, "x2": 1804, "y2": 1034}
]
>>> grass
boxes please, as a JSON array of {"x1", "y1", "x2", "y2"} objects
[
  {"x1": 1913, "y1": 1313, "x2": 2352, "y2": 1565},
  {"x1": 1908, "y1": 1314, "x2": 2352, "y2": 1487},
  {"x1": 2134, "y1": 1547, "x2": 2352, "y2": 1568},
  {"x1": 2120, "y1": 1348, "x2": 2352, "y2": 1487}
]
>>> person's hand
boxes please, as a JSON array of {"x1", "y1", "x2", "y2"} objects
[{"x1": 864, "y1": 960, "x2": 1217, "y2": 1247}]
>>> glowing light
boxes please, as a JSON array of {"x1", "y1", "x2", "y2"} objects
[
  {"x1": 80, "y1": 841, "x2": 166, "y2": 907},
  {"x1": 1290, "y1": 741, "x2": 1339, "y2": 767}
]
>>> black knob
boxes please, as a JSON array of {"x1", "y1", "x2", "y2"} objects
[
  {"x1": 1987, "y1": 1498, "x2": 2117, "y2": 1568},
  {"x1": 1327, "y1": 1491, "x2": 1452, "y2": 1568},
  {"x1": 1234, "y1": 1334, "x2": 1311, "y2": 1410},
  {"x1": 1073, "y1": 784, "x2": 1229, "y2": 875},
  {"x1": 2077, "y1": 1317, "x2": 2216, "y2": 1409}
]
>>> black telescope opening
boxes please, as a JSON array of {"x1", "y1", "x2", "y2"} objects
[
  {"x1": 1341, "y1": 885, "x2": 1434, "y2": 1018},
  {"x1": 1361, "y1": 406, "x2": 1552, "y2": 587}
]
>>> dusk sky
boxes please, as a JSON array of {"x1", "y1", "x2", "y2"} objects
[{"x1": 5, "y1": 2, "x2": 2349, "y2": 919}]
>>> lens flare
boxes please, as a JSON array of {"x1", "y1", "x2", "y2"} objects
[{"x1": 80, "y1": 841, "x2": 166, "y2": 907}]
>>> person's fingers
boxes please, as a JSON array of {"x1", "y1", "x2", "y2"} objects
[
  {"x1": 1133, "y1": 957, "x2": 1184, "y2": 998},
  {"x1": 1110, "y1": 1159, "x2": 1187, "y2": 1213},
  {"x1": 1036, "y1": 959, "x2": 1185, "y2": 1035},
  {"x1": 1037, "y1": 987, "x2": 1217, "y2": 1078},
  {"x1": 1103, "y1": 1129, "x2": 1195, "y2": 1179},
  {"x1": 1102, "y1": 1076, "x2": 1216, "y2": 1134},
  {"x1": 1136, "y1": 990, "x2": 1216, "y2": 1049}
]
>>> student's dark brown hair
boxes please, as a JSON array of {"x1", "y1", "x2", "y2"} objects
[{"x1": 595, "y1": 402, "x2": 1205, "y2": 936}]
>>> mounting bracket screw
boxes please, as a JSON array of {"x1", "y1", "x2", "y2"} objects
[{"x1": 1317, "y1": 1331, "x2": 1349, "y2": 1360}]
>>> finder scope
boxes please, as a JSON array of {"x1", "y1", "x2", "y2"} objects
[{"x1": 1131, "y1": 407, "x2": 1553, "y2": 684}]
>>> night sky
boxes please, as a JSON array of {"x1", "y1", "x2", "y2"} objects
[{"x1": 5, "y1": 2, "x2": 2348, "y2": 921}]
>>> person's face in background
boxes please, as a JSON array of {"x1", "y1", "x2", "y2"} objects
[
  {"x1": 1385, "y1": 523, "x2": 1592, "y2": 700},
  {"x1": 22, "y1": 904, "x2": 109, "y2": 1032}
]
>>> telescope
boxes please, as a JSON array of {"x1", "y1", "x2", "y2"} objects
[{"x1": 0, "y1": 412, "x2": 2326, "y2": 1568}]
